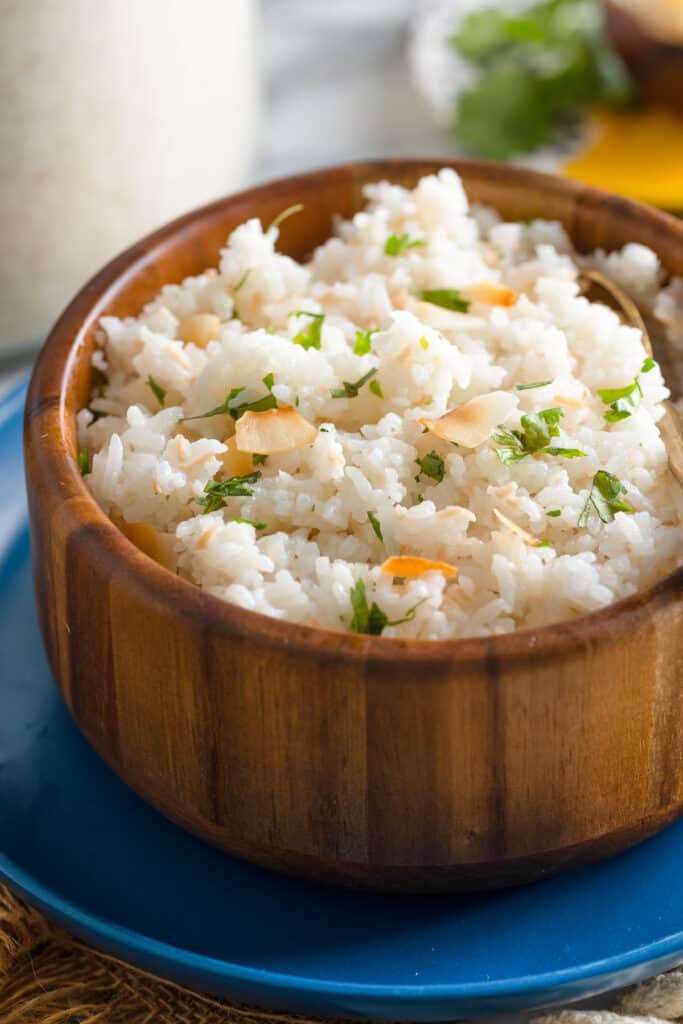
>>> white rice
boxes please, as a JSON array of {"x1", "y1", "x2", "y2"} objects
[{"x1": 78, "y1": 169, "x2": 683, "y2": 639}]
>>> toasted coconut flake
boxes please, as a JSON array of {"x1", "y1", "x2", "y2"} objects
[
  {"x1": 121, "y1": 521, "x2": 177, "y2": 570},
  {"x1": 380, "y1": 555, "x2": 457, "y2": 579},
  {"x1": 493, "y1": 508, "x2": 544, "y2": 546},
  {"x1": 466, "y1": 282, "x2": 518, "y2": 307},
  {"x1": 219, "y1": 436, "x2": 254, "y2": 476},
  {"x1": 413, "y1": 300, "x2": 487, "y2": 332},
  {"x1": 235, "y1": 406, "x2": 317, "y2": 453},
  {"x1": 420, "y1": 391, "x2": 518, "y2": 448},
  {"x1": 554, "y1": 392, "x2": 589, "y2": 409},
  {"x1": 436, "y1": 505, "x2": 476, "y2": 523},
  {"x1": 178, "y1": 313, "x2": 221, "y2": 348}
]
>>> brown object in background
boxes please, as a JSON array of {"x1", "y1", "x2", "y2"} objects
[
  {"x1": 605, "y1": 0, "x2": 683, "y2": 113},
  {"x1": 24, "y1": 159, "x2": 683, "y2": 894}
]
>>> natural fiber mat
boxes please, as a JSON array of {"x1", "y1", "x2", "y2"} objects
[{"x1": 1, "y1": 884, "x2": 682, "y2": 1024}]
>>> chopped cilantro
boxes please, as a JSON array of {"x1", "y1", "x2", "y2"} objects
[
  {"x1": 597, "y1": 358, "x2": 656, "y2": 422},
  {"x1": 195, "y1": 472, "x2": 262, "y2": 513},
  {"x1": 266, "y1": 203, "x2": 304, "y2": 234},
  {"x1": 289, "y1": 310, "x2": 325, "y2": 350},
  {"x1": 385, "y1": 233, "x2": 425, "y2": 257},
  {"x1": 450, "y1": 0, "x2": 633, "y2": 160},
  {"x1": 349, "y1": 578, "x2": 425, "y2": 636},
  {"x1": 353, "y1": 329, "x2": 376, "y2": 355},
  {"x1": 493, "y1": 407, "x2": 586, "y2": 464},
  {"x1": 369, "y1": 378, "x2": 384, "y2": 399},
  {"x1": 77, "y1": 450, "x2": 90, "y2": 476},
  {"x1": 183, "y1": 376, "x2": 276, "y2": 422},
  {"x1": 146, "y1": 375, "x2": 166, "y2": 408},
  {"x1": 416, "y1": 450, "x2": 445, "y2": 483},
  {"x1": 235, "y1": 269, "x2": 251, "y2": 292},
  {"x1": 546, "y1": 509, "x2": 561, "y2": 517},
  {"x1": 252, "y1": 453, "x2": 268, "y2": 466},
  {"x1": 367, "y1": 511, "x2": 383, "y2": 541},
  {"x1": 330, "y1": 367, "x2": 378, "y2": 399},
  {"x1": 516, "y1": 378, "x2": 554, "y2": 390},
  {"x1": 578, "y1": 470, "x2": 634, "y2": 527},
  {"x1": 232, "y1": 517, "x2": 267, "y2": 530},
  {"x1": 418, "y1": 289, "x2": 470, "y2": 312}
]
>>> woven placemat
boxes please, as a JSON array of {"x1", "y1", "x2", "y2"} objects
[{"x1": 1, "y1": 884, "x2": 682, "y2": 1024}]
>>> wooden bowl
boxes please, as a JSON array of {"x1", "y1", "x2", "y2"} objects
[{"x1": 24, "y1": 160, "x2": 683, "y2": 893}]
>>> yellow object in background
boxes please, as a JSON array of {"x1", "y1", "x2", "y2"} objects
[{"x1": 563, "y1": 109, "x2": 683, "y2": 209}]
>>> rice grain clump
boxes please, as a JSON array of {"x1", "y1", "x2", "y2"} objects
[{"x1": 78, "y1": 170, "x2": 683, "y2": 639}]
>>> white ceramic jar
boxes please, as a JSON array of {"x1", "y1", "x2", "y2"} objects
[{"x1": 0, "y1": 0, "x2": 260, "y2": 355}]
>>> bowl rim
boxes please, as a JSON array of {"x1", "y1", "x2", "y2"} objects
[{"x1": 25, "y1": 157, "x2": 683, "y2": 666}]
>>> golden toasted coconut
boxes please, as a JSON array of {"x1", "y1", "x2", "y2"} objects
[
  {"x1": 465, "y1": 282, "x2": 518, "y2": 307},
  {"x1": 218, "y1": 436, "x2": 254, "y2": 477},
  {"x1": 235, "y1": 406, "x2": 317, "y2": 453},
  {"x1": 420, "y1": 391, "x2": 518, "y2": 448},
  {"x1": 493, "y1": 508, "x2": 546, "y2": 547},
  {"x1": 380, "y1": 555, "x2": 457, "y2": 579},
  {"x1": 178, "y1": 313, "x2": 221, "y2": 348},
  {"x1": 120, "y1": 521, "x2": 177, "y2": 570}
]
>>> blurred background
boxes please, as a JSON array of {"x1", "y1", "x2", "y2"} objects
[{"x1": 2, "y1": 0, "x2": 683, "y2": 386}]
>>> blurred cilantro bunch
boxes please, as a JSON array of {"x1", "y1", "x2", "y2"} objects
[{"x1": 451, "y1": 0, "x2": 633, "y2": 159}]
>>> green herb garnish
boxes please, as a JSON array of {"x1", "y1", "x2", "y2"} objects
[
  {"x1": 369, "y1": 378, "x2": 384, "y2": 399},
  {"x1": 235, "y1": 269, "x2": 251, "y2": 292},
  {"x1": 349, "y1": 578, "x2": 425, "y2": 636},
  {"x1": 330, "y1": 367, "x2": 378, "y2": 399},
  {"x1": 384, "y1": 233, "x2": 425, "y2": 257},
  {"x1": 146, "y1": 375, "x2": 167, "y2": 408},
  {"x1": 353, "y1": 329, "x2": 376, "y2": 356},
  {"x1": 516, "y1": 378, "x2": 554, "y2": 390},
  {"x1": 416, "y1": 450, "x2": 445, "y2": 483},
  {"x1": 77, "y1": 450, "x2": 90, "y2": 476},
  {"x1": 196, "y1": 472, "x2": 262, "y2": 513},
  {"x1": 597, "y1": 358, "x2": 655, "y2": 422},
  {"x1": 231, "y1": 517, "x2": 267, "y2": 530},
  {"x1": 578, "y1": 470, "x2": 634, "y2": 527},
  {"x1": 493, "y1": 407, "x2": 586, "y2": 464},
  {"x1": 367, "y1": 511, "x2": 383, "y2": 541},
  {"x1": 289, "y1": 311, "x2": 325, "y2": 350},
  {"x1": 546, "y1": 509, "x2": 562, "y2": 517},
  {"x1": 266, "y1": 203, "x2": 304, "y2": 234},
  {"x1": 450, "y1": 0, "x2": 633, "y2": 160},
  {"x1": 418, "y1": 289, "x2": 470, "y2": 312},
  {"x1": 183, "y1": 376, "x2": 276, "y2": 422},
  {"x1": 252, "y1": 453, "x2": 268, "y2": 466}
]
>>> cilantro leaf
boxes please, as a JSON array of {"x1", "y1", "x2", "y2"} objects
[
  {"x1": 516, "y1": 378, "x2": 554, "y2": 390},
  {"x1": 416, "y1": 450, "x2": 445, "y2": 483},
  {"x1": 289, "y1": 311, "x2": 325, "y2": 350},
  {"x1": 146, "y1": 375, "x2": 167, "y2": 408},
  {"x1": 418, "y1": 289, "x2": 470, "y2": 312},
  {"x1": 196, "y1": 472, "x2": 262, "y2": 513},
  {"x1": 546, "y1": 509, "x2": 561, "y2": 517},
  {"x1": 450, "y1": 0, "x2": 633, "y2": 159},
  {"x1": 348, "y1": 578, "x2": 425, "y2": 636},
  {"x1": 578, "y1": 470, "x2": 635, "y2": 527},
  {"x1": 183, "y1": 376, "x2": 276, "y2": 422},
  {"x1": 385, "y1": 233, "x2": 425, "y2": 257},
  {"x1": 77, "y1": 450, "x2": 90, "y2": 476},
  {"x1": 353, "y1": 329, "x2": 376, "y2": 355},
  {"x1": 330, "y1": 367, "x2": 378, "y2": 399},
  {"x1": 252, "y1": 453, "x2": 268, "y2": 466},
  {"x1": 494, "y1": 407, "x2": 586, "y2": 463},
  {"x1": 231, "y1": 517, "x2": 267, "y2": 530},
  {"x1": 369, "y1": 378, "x2": 384, "y2": 399},
  {"x1": 597, "y1": 358, "x2": 656, "y2": 423},
  {"x1": 367, "y1": 511, "x2": 383, "y2": 542}
]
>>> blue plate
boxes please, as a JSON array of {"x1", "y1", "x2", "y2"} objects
[{"x1": 1, "y1": 378, "x2": 682, "y2": 1021}]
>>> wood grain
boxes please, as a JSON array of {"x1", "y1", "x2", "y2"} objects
[{"x1": 24, "y1": 159, "x2": 683, "y2": 891}]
